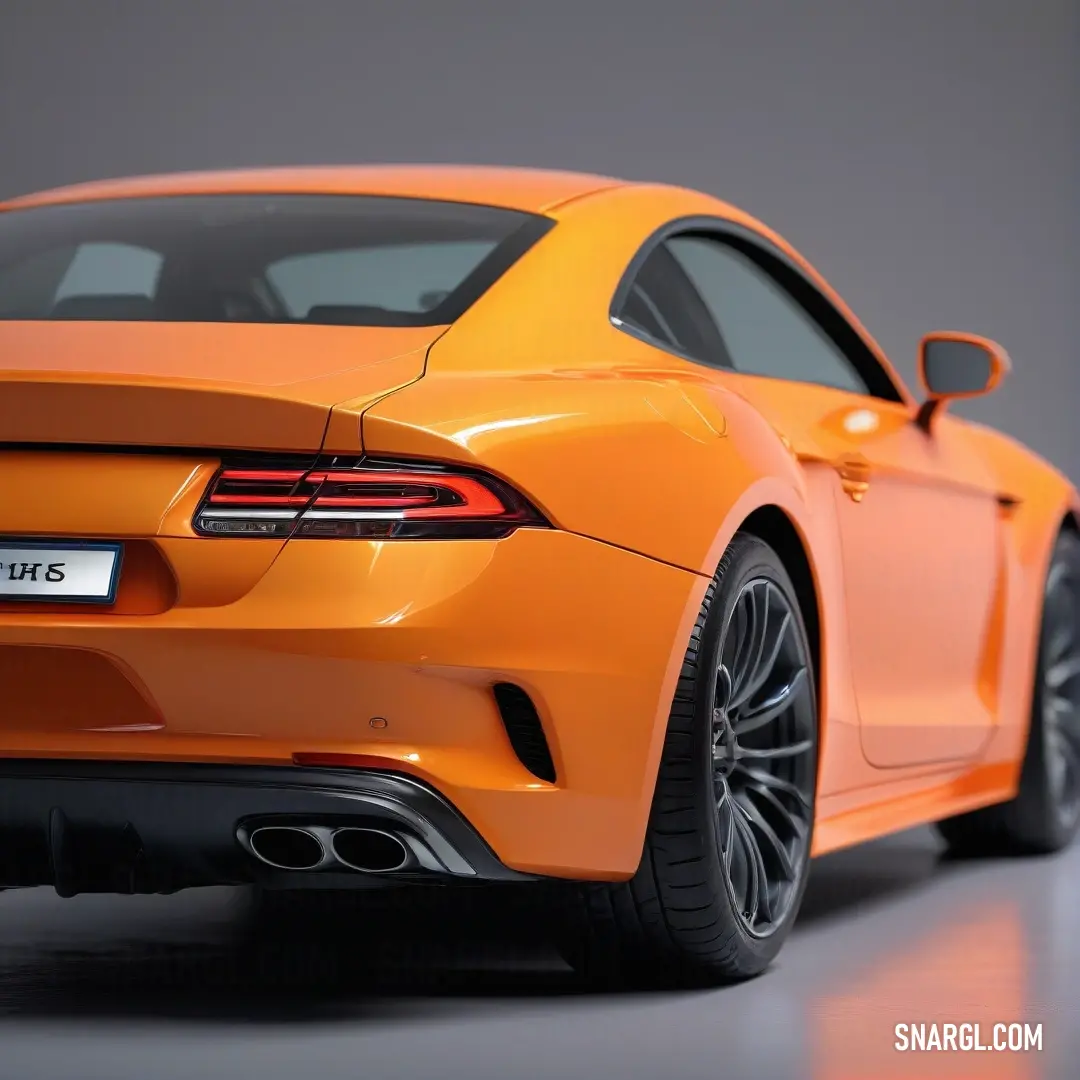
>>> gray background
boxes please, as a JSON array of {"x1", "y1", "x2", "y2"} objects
[{"x1": 1, "y1": 0, "x2": 1077, "y2": 474}]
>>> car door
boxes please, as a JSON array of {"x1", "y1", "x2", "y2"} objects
[{"x1": 612, "y1": 223, "x2": 1004, "y2": 768}]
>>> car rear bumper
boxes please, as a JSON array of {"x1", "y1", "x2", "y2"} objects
[
  {"x1": 0, "y1": 528, "x2": 706, "y2": 883},
  {"x1": 0, "y1": 759, "x2": 522, "y2": 895}
]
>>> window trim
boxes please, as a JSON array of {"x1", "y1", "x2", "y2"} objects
[{"x1": 609, "y1": 215, "x2": 905, "y2": 404}]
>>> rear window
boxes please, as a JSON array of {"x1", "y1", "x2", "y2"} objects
[{"x1": 0, "y1": 194, "x2": 552, "y2": 326}]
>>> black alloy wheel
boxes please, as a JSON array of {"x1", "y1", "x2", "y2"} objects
[{"x1": 712, "y1": 575, "x2": 816, "y2": 938}]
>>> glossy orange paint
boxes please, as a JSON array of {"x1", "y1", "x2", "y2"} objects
[
  {"x1": 0, "y1": 165, "x2": 1075, "y2": 877},
  {"x1": 0, "y1": 321, "x2": 438, "y2": 451},
  {"x1": 0, "y1": 164, "x2": 622, "y2": 215}
]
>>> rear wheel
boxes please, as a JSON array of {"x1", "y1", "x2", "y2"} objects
[
  {"x1": 564, "y1": 533, "x2": 819, "y2": 987},
  {"x1": 937, "y1": 529, "x2": 1080, "y2": 856}
]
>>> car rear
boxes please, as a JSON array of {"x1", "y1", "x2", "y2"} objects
[{"x1": 0, "y1": 184, "x2": 698, "y2": 895}]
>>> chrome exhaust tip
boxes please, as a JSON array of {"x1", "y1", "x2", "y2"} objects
[
  {"x1": 331, "y1": 828, "x2": 410, "y2": 873},
  {"x1": 248, "y1": 826, "x2": 326, "y2": 871}
]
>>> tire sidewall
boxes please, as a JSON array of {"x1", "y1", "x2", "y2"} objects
[{"x1": 689, "y1": 535, "x2": 819, "y2": 966}]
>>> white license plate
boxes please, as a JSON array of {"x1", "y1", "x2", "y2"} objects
[{"x1": 0, "y1": 541, "x2": 123, "y2": 603}]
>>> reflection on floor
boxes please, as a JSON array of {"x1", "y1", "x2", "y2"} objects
[
  {"x1": 0, "y1": 827, "x2": 1076, "y2": 1080},
  {"x1": 801, "y1": 833, "x2": 1075, "y2": 1080},
  {"x1": 813, "y1": 900, "x2": 1032, "y2": 1079}
]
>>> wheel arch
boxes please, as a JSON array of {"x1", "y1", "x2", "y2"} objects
[
  {"x1": 635, "y1": 496, "x2": 830, "y2": 834},
  {"x1": 738, "y1": 504, "x2": 823, "y2": 708}
]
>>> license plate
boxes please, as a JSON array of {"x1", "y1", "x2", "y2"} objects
[{"x1": 0, "y1": 540, "x2": 123, "y2": 604}]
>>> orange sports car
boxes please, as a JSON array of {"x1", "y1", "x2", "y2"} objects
[{"x1": 1, "y1": 165, "x2": 1077, "y2": 985}]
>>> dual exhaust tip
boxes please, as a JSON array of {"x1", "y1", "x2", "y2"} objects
[{"x1": 247, "y1": 825, "x2": 410, "y2": 874}]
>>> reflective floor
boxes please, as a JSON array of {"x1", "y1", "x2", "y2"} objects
[{"x1": 0, "y1": 827, "x2": 1076, "y2": 1080}]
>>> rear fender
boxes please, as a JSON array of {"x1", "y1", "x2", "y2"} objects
[
  {"x1": 360, "y1": 367, "x2": 815, "y2": 577},
  {"x1": 360, "y1": 370, "x2": 853, "y2": 822}
]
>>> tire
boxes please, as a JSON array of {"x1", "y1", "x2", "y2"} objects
[
  {"x1": 563, "y1": 532, "x2": 819, "y2": 987},
  {"x1": 937, "y1": 529, "x2": 1080, "y2": 856}
]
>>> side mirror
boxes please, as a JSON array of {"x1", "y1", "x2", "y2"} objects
[{"x1": 915, "y1": 331, "x2": 1011, "y2": 432}]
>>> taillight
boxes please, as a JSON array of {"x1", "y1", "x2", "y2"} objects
[{"x1": 193, "y1": 458, "x2": 549, "y2": 539}]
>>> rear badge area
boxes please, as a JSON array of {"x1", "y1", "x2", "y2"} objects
[{"x1": 0, "y1": 539, "x2": 122, "y2": 604}]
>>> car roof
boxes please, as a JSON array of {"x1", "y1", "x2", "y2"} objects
[
  {"x1": 0, "y1": 164, "x2": 629, "y2": 215},
  {"x1": 0, "y1": 163, "x2": 920, "y2": 409}
]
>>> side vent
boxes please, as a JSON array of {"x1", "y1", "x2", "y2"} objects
[{"x1": 492, "y1": 683, "x2": 557, "y2": 783}]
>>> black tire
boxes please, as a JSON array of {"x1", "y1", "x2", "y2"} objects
[
  {"x1": 563, "y1": 532, "x2": 819, "y2": 987},
  {"x1": 937, "y1": 529, "x2": 1080, "y2": 856}
]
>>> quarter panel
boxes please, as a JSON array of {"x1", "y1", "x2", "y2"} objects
[
  {"x1": 361, "y1": 364, "x2": 878, "y2": 802},
  {"x1": 363, "y1": 363, "x2": 798, "y2": 576},
  {"x1": 358, "y1": 184, "x2": 877, "y2": 805}
]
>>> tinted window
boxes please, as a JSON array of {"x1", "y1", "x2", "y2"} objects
[
  {"x1": 613, "y1": 244, "x2": 732, "y2": 368},
  {"x1": 0, "y1": 195, "x2": 549, "y2": 326},
  {"x1": 664, "y1": 235, "x2": 868, "y2": 394}
]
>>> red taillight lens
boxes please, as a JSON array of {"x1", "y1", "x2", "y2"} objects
[{"x1": 193, "y1": 459, "x2": 548, "y2": 539}]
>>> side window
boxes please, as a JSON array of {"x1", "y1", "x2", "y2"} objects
[
  {"x1": 664, "y1": 235, "x2": 868, "y2": 394},
  {"x1": 612, "y1": 245, "x2": 733, "y2": 369}
]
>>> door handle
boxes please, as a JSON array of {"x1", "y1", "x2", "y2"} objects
[{"x1": 832, "y1": 454, "x2": 872, "y2": 503}]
